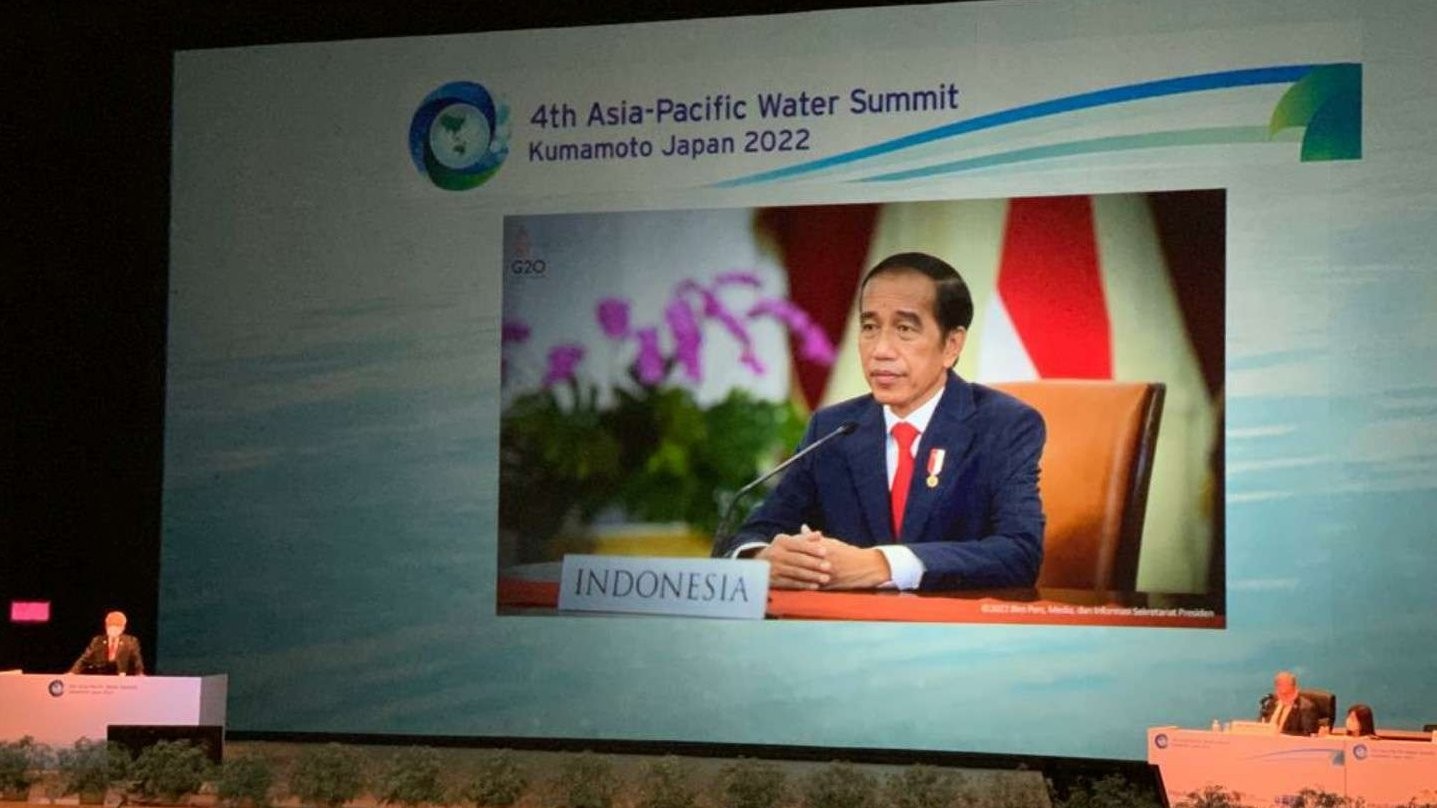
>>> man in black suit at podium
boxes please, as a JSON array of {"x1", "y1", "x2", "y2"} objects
[
  {"x1": 1258, "y1": 670, "x2": 1319, "y2": 736},
  {"x1": 69, "y1": 611, "x2": 146, "y2": 676}
]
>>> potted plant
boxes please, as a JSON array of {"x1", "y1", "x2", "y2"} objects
[
  {"x1": 288, "y1": 744, "x2": 365, "y2": 808},
  {"x1": 803, "y1": 762, "x2": 878, "y2": 808},
  {"x1": 555, "y1": 753, "x2": 617, "y2": 808},
  {"x1": 460, "y1": 751, "x2": 527, "y2": 808},
  {"x1": 0, "y1": 736, "x2": 48, "y2": 801},
  {"x1": 1176, "y1": 785, "x2": 1249, "y2": 808},
  {"x1": 1049, "y1": 773, "x2": 1162, "y2": 808},
  {"x1": 375, "y1": 747, "x2": 445, "y2": 808},
  {"x1": 881, "y1": 765, "x2": 961, "y2": 808},
  {"x1": 56, "y1": 739, "x2": 126, "y2": 805},
  {"x1": 500, "y1": 273, "x2": 827, "y2": 562},
  {"x1": 715, "y1": 758, "x2": 786, "y2": 808},
  {"x1": 128, "y1": 740, "x2": 212, "y2": 805},
  {"x1": 635, "y1": 756, "x2": 696, "y2": 808},
  {"x1": 217, "y1": 756, "x2": 277, "y2": 808}
]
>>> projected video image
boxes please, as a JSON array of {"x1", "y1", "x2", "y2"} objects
[{"x1": 497, "y1": 192, "x2": 1225, "y2": 626}]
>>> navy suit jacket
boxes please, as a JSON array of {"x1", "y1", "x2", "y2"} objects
[
  {"x1": 1259, "y1": 694, "x2": 1322, "y2": 736},
  {"x1": 715, "y1": 372, "x2": 1046, "y2": 590}
]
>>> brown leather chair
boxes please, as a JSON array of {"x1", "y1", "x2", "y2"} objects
[
  {"x1": 991, "y1": 381, "x2": 1165, "y2": 591},
  {"x1": 1301, "y1": 688, "x2": 1337, "y2": 727}
]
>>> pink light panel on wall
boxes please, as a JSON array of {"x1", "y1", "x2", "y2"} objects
[{"x1": 10, "y1": 601, "x2": 51, "y2": 623}]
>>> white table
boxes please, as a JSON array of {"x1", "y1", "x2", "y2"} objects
[{"x1": 1148, "y1": 726, "x2": 1437, "y2": 808}]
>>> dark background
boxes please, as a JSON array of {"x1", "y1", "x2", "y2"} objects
[{"x1": 4, "y1": 0, "x2": 967, "y2": 673}]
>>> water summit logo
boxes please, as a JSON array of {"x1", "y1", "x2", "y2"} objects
[{"x1": 409, "y1": 81, "x2": 510, "y2": 190}]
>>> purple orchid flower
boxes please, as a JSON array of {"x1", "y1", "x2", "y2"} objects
[
  {"x1": 501, "y1": 319, "x2": 531, "y2": 344},
  {"x1": 715, "y1": 270, "x2": 762, "y2": 288},
  {"x1": 665, "y1": 297, "x2": 703, "y2": 382},
  {"x1": 797, "y1": 324, "x2": 838, "y2": 365},
  {"x1": 698, "y1": 288, "x2": 752, "y2": 348},
  {"x1": 541, "y1": 343, "x2": 586, "y2": 386},
  {"x1": 748, "y1": 297, "x2": 837, "y2": 366},
  {"x1": 747, "y1": 298, "x2": 801, "y2": 325},
  {"x1": 675, "y1": 280, "x2": 747, "y2": 344},
  {"x1": 634, "y1": 326, "x2": 665, "y2": 386},
  {"x1": 596, "y1": 297, "x2": 632, "y2": 340},
  {"x1": 739, "y1": 346, "x2": 767, "y2": 376}
]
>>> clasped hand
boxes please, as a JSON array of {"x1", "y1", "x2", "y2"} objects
[{"x1": 755, "y1": 527, "x2": 891, "y2": 590}]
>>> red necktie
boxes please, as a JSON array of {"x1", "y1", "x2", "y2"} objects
[
  {"x1": 107, "y1": 638, "x2": 117, "y2": 662},
  {"x1": 890, "y1": 422, "x2": 920, "y2": 539}
]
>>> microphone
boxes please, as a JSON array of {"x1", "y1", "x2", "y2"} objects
[
  {"x1": 712, "y1": 420, "x2": 858, "y2": 554},
  {"x1": 1258, "y1": 693, "x2": 1276, "y2": 719}
]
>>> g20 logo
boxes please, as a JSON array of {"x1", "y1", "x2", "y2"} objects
[
  {"x1": 509, "y1": 259, "x2": 547, "y2": 276},
  {"x1": 409, "y1": 81, "x2": 510, "y2": 191}
]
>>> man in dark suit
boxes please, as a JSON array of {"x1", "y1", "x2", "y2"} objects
[
  {"x1": 69, "y1": 610, "x2": 146, "y2": 676},
  {"x1": 1258, "y1": 670, "x2": 1321, "y2": 736},
  {"x1": 713, "y1": 252, "x2": 1045, "y2": 591}
]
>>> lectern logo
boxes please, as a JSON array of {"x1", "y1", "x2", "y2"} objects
[
  {"x1": 1351, "y1": 744, "x2": 1368, "y2": 760},
  {"x1": 48, "y1": 679, "x2": 65, "y2": 697},
  {"x1": 409, "y1": 81, "x2": 511, "y2": 191},
  {"x1": 1153, "y1": 734, "x2": 1169, "y2": 749}
]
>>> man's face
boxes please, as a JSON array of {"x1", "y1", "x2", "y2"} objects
[
  {"x1": 859, "y1": 270, "x2": 965, "y2": 418},
  {"x1": 1274, "y1": 674, "x2": 1298, "y2": 702}
]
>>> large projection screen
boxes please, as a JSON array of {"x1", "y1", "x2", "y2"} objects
[{"x1": 160, "y1": 1, "x2": 1437, "y2": 760}]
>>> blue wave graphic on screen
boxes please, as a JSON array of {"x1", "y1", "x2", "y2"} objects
[
  {"x1": 715, "y1": 64, "x2": 1343, "y2": 187},
  {"x1": 860, "y1": 127, "x2": 1274, "y2": 182}
]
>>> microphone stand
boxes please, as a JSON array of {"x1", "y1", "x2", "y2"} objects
[{"x1": 711, "y1": 420, "x2": 857, "y2": 555}]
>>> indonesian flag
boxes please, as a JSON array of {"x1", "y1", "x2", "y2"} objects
[{"x1": 980, "y1": 196, "x2": 1111, "y2": 381}]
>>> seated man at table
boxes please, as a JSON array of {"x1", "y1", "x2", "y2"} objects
[
  {"x1": 713, "y1": 252, "x2": 1045, "y2": 591},
  {"x1": 1258, "y1": 670, "x2": 1320, "y2": 736},
  {"x1": 69, "y1": 610, "x2": 146, "y2": 676}
]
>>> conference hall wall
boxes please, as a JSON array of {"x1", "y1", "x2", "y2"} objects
[{"x1": 159, "y1": 1, "x2": 1437, "y2": 760}]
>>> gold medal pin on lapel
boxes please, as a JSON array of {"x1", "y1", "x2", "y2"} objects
[{"x1": 925, "y1": 448, "x2": 946, "y2": 488}]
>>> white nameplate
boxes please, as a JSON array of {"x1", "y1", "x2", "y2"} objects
[{"x1": 558, "y1": 555, "x2": 769, "y2": 619}]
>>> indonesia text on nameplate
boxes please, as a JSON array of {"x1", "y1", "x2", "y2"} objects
[{"x1": 558, "y1": 555, "x2": 769, "y2": 619}]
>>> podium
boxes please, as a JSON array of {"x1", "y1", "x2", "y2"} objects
[{"x1": 0, "y1": 673, "x2": 227, "y2": 747}]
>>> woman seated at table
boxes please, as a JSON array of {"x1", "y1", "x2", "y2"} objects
[{"x1": 1344, "y1": 703, "x2": 1377, "y2": 737}]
